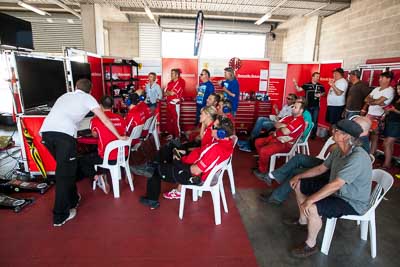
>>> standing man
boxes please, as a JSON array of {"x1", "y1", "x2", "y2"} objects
[
  {"x1": 196, "y1": 69, "x2": 215, "y2": 124},
  {"x1": 293, "y1": 72, "x2": 325, "y2": 139},
  {"x1": 326, "y1": 68, "x2": 348, "y2": 126},
  {"x1": 344, "y1": 70, "x2": 371, "y2": 119},
  {"x1": 221, "y1": 67, "x2": 240, "y2": 116},
  {"x1": 40, "y1": 79, "x2": 126, "y2": 227},
  {"x1": 145, "y1": 72, "x2": 162, "y2": 113},
  {"x1": 165, "y1": 68, "x2": 185, "y2": 140}
]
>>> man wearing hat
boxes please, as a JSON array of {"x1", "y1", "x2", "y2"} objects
[
  {"x1": 344, "y1": 70, "x2": 371, "y2": 119},
  {"x1": 220, "y1": 67, "x2": 240, "y2": 116},
  {"x1": 326, "y1": 68, "x2": 348, "y2": 125},
  {"x1": 287, "y1": 119, "x2": 372, "y2": 258}
]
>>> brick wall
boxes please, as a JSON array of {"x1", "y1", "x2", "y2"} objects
[
  {"x1": 319, "y1": 0, "x2": 400, "y2": 69},
  {"x1": 266, "y1": 30, "x2": 286, "y2": 62},
  {"x1": 280, "y1": 16, "x2": 319, "y2": 62},
  {"x1": 103, "y1": 22, "x2": 139, "y2": 58}
]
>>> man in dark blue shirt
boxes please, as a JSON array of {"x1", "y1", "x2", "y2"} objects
[
  {"x1": 196, "y1": 69, "x2": 215, "y2": 124},
  {"x1": 221, "y1": 67, "x2": 240, "y2": 116},
  {"x1": 293, "y1": 72, "x2": 325, "y2": 139}
]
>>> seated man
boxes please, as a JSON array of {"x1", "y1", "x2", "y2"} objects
[
  {"x1": 259, "y1": 116, "x2": 371, "y2": 205},
  {"x1": 253, "y1": 102, "x2": 306, "y2": 177},
  {"x1": 287, "y1": 119, "x2": 372, "y2": 258},
  {"x1": 125, "y1": 93, "x2": 146, "y2": 136},
  {"x1": 77, "y1": 96, "x2": 127, "y2": 193},
  {"x1": 238, "y1": 94, "x2": 297, "y2": 152},
  {"x1": 139, "y1": 116, "x2": 235, "y2": 209},
  {"x1": 206, "y1": 92, "x2": 221, "y2": 108}
]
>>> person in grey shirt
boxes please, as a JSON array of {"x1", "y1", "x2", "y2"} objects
[
  {"x1": 286, "y1": 119, "x2": 372, "y2": 258},
  {"x1": 145, "y1": 72, "x2": 162, "y2": 112}
]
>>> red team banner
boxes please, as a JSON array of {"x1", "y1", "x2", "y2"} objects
[{"x1": 162, "y1": 58, "x2": 199, "y2": 98}]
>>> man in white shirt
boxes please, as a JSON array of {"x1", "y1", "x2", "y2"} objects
[
  {"x1": 145, "y1": 72, "x2": 162, "y2": 112},
  {"x1": 326, "y1": 68, "x2": 348, "y2": 126},
  {"x1": 40, "y1": 79, "x2": 127, "y2": 227}
]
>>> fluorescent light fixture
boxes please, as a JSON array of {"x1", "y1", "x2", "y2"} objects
[
  {"x1": 17, "y1": 1, "x2": 50, "y2": 16},
  {"x1": 67, "y1": 19, "x2": 74, "y2": 24},
  {"x1": 255, "y1": 13, "x2": 272, "y2": 25},
  {"x1": 144, "y1": 5, "x2": 155, "y2": 21},
  {"x1": 48, "y1": 0, "x2": 81, "y2": 19},
  {"x1": 304, "y1": 3, "x2": 329, "y2": 17},
  {"x1": 46, "y1": 18, "x2": 53, "y2": 23}
]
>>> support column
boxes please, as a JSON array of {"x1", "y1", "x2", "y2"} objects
[{"x1": 81, "y1": 4, "x2": 104, "y2": 55}]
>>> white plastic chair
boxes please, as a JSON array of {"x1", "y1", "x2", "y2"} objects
[
  {"x1": 321, "y1": 169, "x2": 394, "y2": 258},
  {"x1": 269, "y1": 136, "x2": 302, "y2": 172},
  {"x1": 226, "y1": 135, "x2": 238, "y2": 195},
  {"x1": 316, "y1": 136, "x2": 335, "y2": 160},
  {"x1": 129, "y1": 124, "x2": 144, "y2": 152},
  {"x1": 148, "y1": 115, "x2": 160, "y2": 150},
  {"x1": 179, "y1": 158, "x2": 229, "y2": 225},
  {"x1": 141, "y1": 115, "x2": 154, "y2": 139},
  {"x1": 94, "y1": 140, "x2": 134, "y2": 198},
  {"x1": 297, "y1": 122, "x2": 314, "y2": 155}
]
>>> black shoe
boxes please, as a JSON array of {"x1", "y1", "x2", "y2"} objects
[
  {"x1": 283, "y1": 218, "x2": 307, "y2": 228},
  {"x1": 139, "y1": 196, "x2": 160, "y2": 210},
  {"x1": 259, "y1": 192, "x2": 282, "y2": 206},
  {"x1": 73, "y1": 193, "x2": 81, "y2": 209},
  {"x1": 53, "y1": 208, "x2": 77, "y2": 227},
  {"x1": 252, "y1": 169, "x2": 267, "y2": 180},
  {"x1": 291, "y1": 242, "x2": 318, "y2": 258}
]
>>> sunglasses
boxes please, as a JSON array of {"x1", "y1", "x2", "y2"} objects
[{"x1": 287, "y1": 97, "x2": 295, "y2": 100}]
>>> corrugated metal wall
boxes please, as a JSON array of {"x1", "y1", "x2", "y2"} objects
[{"x1": 139, "y1": 23, "x2": 161, "y2": 58}]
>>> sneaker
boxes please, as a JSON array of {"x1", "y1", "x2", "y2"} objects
[
  {"x1": 237, "y1": 140, "x2": 249, "y2": 147},
  {"x1": 239, "y1": 145, "x2": 252, "y2": 152},
  {"x1": 163, "y1": 189, "x2": 181, "y2": 199},
  {"x1": 252, "y1": 169, "x2": 266, "y2": 180},
  {"x1": 94, "y1": 174, "x2": 110, "y2": 194},
  {"x1": 73, "y1": 193, "x2": 81, "y2": 209},
  {"x1": 165, "y1": 134, "x2": 174, "y2": 141},
  {"x1": 291, "y1": 242, "x2": 318, "y2": 258},
  {"x1": 53, "y1": 208, "x2": 77, "y2": 227},
  {"x1": 139, "y1": 196, "x2": 160, "y2": 210}
]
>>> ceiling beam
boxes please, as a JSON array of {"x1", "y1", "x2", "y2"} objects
[
  {"x1": 0, "y1": 2, "x2": 79, "y2": 13},
  {"x1": 120, "y1": 7, "x2": 289, "y2": 22}
]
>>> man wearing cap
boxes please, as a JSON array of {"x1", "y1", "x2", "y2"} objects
[
  {"x1": 326, "y1": 68, "x2": 348, "y2": 125},
  {"x1": 293, "y1": 72, "x2": 325, "y2": 139},
  {"x1": 286, "y1": 119, "x2": 372, "y2": 258},
  {"x1": 344, "y1": 70, "x2": 371, "y2": 119},
  {"x1": 220, "y1": 67, "x2": 240, "y2": 116}
]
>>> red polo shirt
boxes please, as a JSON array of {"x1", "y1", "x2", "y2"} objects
[
  {"x1": 125, "y1": 105, "x2": 146, "y2": 134},
  {"x1": 90, "y1": 111, "x2": 126, "y2": 160},
  {"x1": 137, "y1": 101, "x2": 152, "y2": 120},
  {"x1": 276, "y1": 115, "x2": 305, "y2": 140},
  {"x1": 182, "y1": 138, "x2": 234, "y2": 181},
  {"x1": 165, "y1": 78, "x2": 185, "y2": 103}
]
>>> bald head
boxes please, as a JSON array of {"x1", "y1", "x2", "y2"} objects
[{"x1": 352, "y1": 116, "x2": 371, "y2": 137}]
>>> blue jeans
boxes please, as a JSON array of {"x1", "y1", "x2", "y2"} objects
[
  {"x1": 269, "y1": 154, "x2": 324, "y2": 203},
  {"x1": 307, "y1": 106, "x2": 319, "y2": 137},
  {"x1": 250, "y1": 117, "x2": 275, "y2": 139}
]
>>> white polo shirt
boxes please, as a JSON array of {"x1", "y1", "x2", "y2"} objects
[
  {"x1": 40, "y1": 90, "x2": 99, "y2": 138},
  {"x1": 367, "y1": 86, "x2": 394, "y2": 116},
  {"x1": 327, "y1": 78, "x2": 348, "y2": 106}
]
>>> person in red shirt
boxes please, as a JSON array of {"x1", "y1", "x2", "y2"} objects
[
  {"x1": 253, "y1": 102, "x2": 306, "y2": 176},
  {"x1": 138, "y1": 116, "x2": 235, "y2": 210},
  {"x1": 77, "y1": 95, "x2": 126, "y2": 194},
  {"x1": 164, "y1": 68, "x2": 185, "y2": 139},
  {"x1": 125, "y1": 93, "x2": 146, "y2": 136},
  {"x1": 162, "y1": 105, "x2": 218, "y2": 199}
]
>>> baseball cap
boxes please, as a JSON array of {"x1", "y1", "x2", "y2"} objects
[
  {"x1": 334, "y1": 119, "x2": 363, "y2": 138},
  {"x1": 349, "y1": 69, "x2": 361, "y2": 78},
  {"x1": 332, "y1": 67, "x2": 344, "y2": 75}
]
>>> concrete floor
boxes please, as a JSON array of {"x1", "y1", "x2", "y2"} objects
[{"x1": 235, "y1": 187, "x2": 400, "y2": 267}]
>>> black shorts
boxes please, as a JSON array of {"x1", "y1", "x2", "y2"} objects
[
  {"x1": 326, "y1": 105, "x2": 345, "y2": 125},
  {"x1": 300, "y1": 178, "x2": 359, "y2": 218}
]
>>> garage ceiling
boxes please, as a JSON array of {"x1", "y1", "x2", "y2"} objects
[{"x1": 0, "y1": 0, "x2": 351, "y2": 24}]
